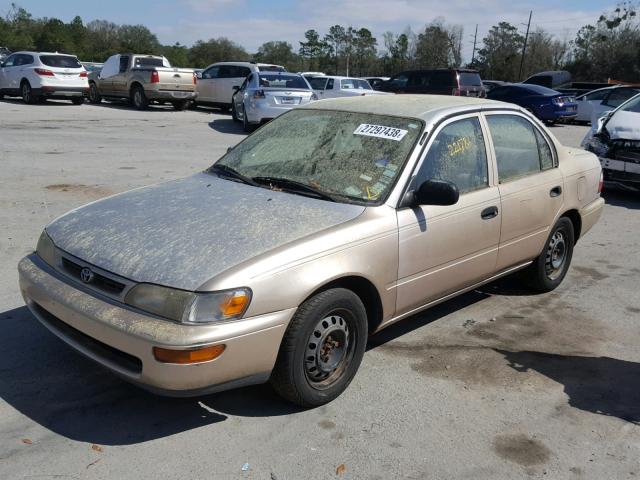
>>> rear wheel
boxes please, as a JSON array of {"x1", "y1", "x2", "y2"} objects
[
  {"x1": 172, "y1": 100, "x2": 189, "y2": 111},
  {"x1": 242, "y1": 105, "x2": 253, "y2": 132},
  {"x1": 131, "y1": 85, "x2": 148, "y2": 110},
  {"x1": 21, "y1": 81, "x2": 36, "y2": 104},
  {"x1": 71, "y1": 97, "x2": 84, "y2": 105},
  {"x1": 231, "y1": 102, "x2": 239, "y2": 122},
  {"x1": 88, "y1": 83, "x2": 102, "y2": 104},
  {"x1": 270, "y1": 288, "x2": 368, "y2": 407},
  {"x1": 523, "y1": 217, "x2": 574, "y2": 292}
]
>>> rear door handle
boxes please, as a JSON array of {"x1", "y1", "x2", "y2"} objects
[
  {"x1": 481, "y1": 206, "x2": 499, "y2": 220},
  {"x1": 550, "y1": 186, "x2": 562, "y2": 197}
]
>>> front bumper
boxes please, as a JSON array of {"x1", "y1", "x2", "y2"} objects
[
  {"x1": 146, "y1": 90, "x2": 197, "y2": 101},
  {"x1": 18, "y1": 254, "x2": 292, "y2": 396}
]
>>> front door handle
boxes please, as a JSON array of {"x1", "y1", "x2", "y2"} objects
[
  {"x1": 481, "y1": 206, "x2": 499, "y2": 220},
  {"x1": 550, "y1": 186, "x2": 562, "y2": 197}
]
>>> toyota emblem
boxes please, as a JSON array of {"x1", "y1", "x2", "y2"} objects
[{"x1": 80, "y1": 267, "x2": 94, "y2": 283}]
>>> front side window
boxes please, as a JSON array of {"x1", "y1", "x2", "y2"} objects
[
  {"x1": 487, "y1": 114, "x2": 552, "y2": 182},
  {"x1": 326, "y1": 78, "x2": 334, "y2": 89},
  {"x1": 415, "y1": 117, "x2": 488, "y2": 194},
  {"x1": 388, "y1": 73, "x2": 409, "y2": 88},
  {"x1": 2, "y1": 54, "x2": 16, "y2": 67},
  {"x1": 584, "y1": 89, "x2": 608, "y2": 102},
  {"x1": 211, "y1": 110, "x2": 423, "y2": 204},
  {"x1": 619, "y1": 93, "x2": 640, "y2": 113},
  {"x1": 202, "y1": 66, "x2": 219, "y2": 79}
]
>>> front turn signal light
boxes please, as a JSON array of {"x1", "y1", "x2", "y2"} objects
[{"x1": 153, "y1": 344, "x2": 226, "y2": 364}]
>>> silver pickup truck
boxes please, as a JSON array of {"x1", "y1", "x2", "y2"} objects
[{"x1": 87, "y1": 53, "x2": 197, "y2": 110}]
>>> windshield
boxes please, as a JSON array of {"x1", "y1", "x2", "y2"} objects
[
  {"x1": 39, "y1": 55, "x2": 81, "y2": 68},
  {"x1": 341, "y1": 79, "x2": 372, "y2": 90},
  {"x1": 258, "y1": 74, "x2": 309, "y2": 89},
  {"x1": 209, "y1": 109, "x2": 423, "y2": 204}
]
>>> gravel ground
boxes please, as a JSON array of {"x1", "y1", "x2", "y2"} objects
[{"x1": 1, "y1": 99, "x2": 639, "y2": 480}]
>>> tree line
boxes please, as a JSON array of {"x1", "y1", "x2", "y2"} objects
[{"x1": 0, "y1": 2, "x2": 638, "y2": 82}]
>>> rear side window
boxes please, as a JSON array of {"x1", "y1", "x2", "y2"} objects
[
  {"x1": 388, "y1": 73, "x2": 409, "y2": 88},
  {"x1": 416, "y1": 117, "x2": 488, "y2": 194},
  {"x1": 219, "y1": 65, "x2": 249, "y2": 78},
  {"x1": 409, "y1": 72, "x2": 431, "y2": 87},
  {"x1": 429, "y1": 71, "x2": 455, "y2": 87},
  {"x1": 258, "y1": 74, "x2": 308, "y2": 89},
  {"x1": 236, "y1": 66, "x2": 251, "y2": 77},
  {"x1": 15, "y1": 54, "x2": 34, "y2": 66},
  {"x1": 202, "y1": 66, "x2": 219, "y2": 79},
  {"x1": 39, "y1": 55, "x2": 81, "y2": 68},
  {"x1": 459, "y1": 72, "x2": 482, "y2": 86},
  {"x1": 487, "y1": 115, "x2": 551, "y2": 182},
  {"x1": 308, "y1": 77, "x2": 327, "y2": 89},
  {"x1": 341, "y1": 79, "x2": 371, "y2": 89}
]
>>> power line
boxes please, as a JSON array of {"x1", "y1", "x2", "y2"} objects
[{"x1": 518, "y1": 10, "x2": 532, "y2": 81}]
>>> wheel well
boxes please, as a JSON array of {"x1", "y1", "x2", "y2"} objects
[
  {"x1": 20, "y1": 78, "x2": 29, "y2": 87},
  {"x1": 304, "y1": 276, "x2": 383, "y2": 334},
  {"x1": 130, "y1": 82, "x2": 143, "y2": 94},
  {"x1": 562, "y1": 209, "x2": 582, "y2": 242}
]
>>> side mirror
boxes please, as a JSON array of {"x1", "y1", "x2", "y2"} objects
[
  {"x1": 196, "y1": 71, "x2": 202, "y2": 79},
  {"x1": 232, "y1": 85, "x2": 240, "y2": 92},
  {"x1": 412, "y1": 179, "x2": 459, "y2": 206}
]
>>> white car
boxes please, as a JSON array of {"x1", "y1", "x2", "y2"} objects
[
  {"x1": 308, "y1": 76, "x2": 391, "y2": 99},
  {"x1": 195, "y1": 61, "x2": 285, "y2": 110},
  {"x1": 0, "y1": 51, "x2": 88, "y2": 104},
  {"x1": 576, "y1": 86, "x2": 639, "y2": 124},
  {"x1": 231, "y1": 72, "x2": 315, "y2": 131}
]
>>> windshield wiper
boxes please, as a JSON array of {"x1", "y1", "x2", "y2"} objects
[
  {"x1": 252, "y1": 176, "x2": 337, "y2": 202},
  {"x1": 210, "y1": 164, "x2": 259, "y2": 186}
]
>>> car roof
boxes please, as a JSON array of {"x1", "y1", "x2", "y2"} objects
[
  {"x1": 14, "y1": 51, "x2": 77, "y2": 56},
  {"x1": 303, "y1": 95, "x2": 510, "y2": 123},
  {"x1": 319, "y1": 76, "x2": 370, "y2": 81}
]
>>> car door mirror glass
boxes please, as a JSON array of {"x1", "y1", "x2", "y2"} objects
[{"x1": 414, "y1": 180, "x2": 459, "y2": 206}]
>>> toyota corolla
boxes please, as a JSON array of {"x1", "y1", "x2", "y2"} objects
[{"x1": 19, "y1": 96, "x2": 603, "y2": 406}]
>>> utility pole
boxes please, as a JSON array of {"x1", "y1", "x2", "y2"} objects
[
  {"x1": 518, "y1": 10, "x2": 532, "y2": 81},
  {"x1": 471, "y1": 24, "x2": 478, "y2": 66}
]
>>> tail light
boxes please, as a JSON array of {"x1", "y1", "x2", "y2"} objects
[
  {"x1": 150, "y1": 71, "x2": 160, "y2": 83},
  {"x1": 193, "y1": 72, "x2": 197, "y2": 85},
  {"x1": 253, "y1": 89, "x2": 265, "y2": 99},
  {"x1": 452, "y1": 88, "x2": 461, "y2": 96},
  {"x1": 34, "y1": 68, "x2": 54, "y2": 76},
  {"x1": 598, "y1": 171, "x2": 603, "y2": 194},
  {"x1": 79, "y1": 71, "x2": 88, "y2": 78}
]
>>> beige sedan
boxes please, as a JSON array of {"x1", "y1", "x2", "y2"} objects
[{"x1": 18, "y1": 96, "x2": 604, "y2": 406}]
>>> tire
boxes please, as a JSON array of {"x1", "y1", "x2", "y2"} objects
[
  {"x1": 523, "y1": 217, "x2": 574, "y2": 292},
  {"x1": 131, "y1": 85, "x2": 148, "y2": 110},
  {"x1": 188, "y1": 100, "x2": 198, "y2": 110},
  {"x1": 270, "y1": 288, "x2": 368, "y2": 407},
  {"x1": 231, "y1": 102, "x2": 239, "y2": 122},
  {"x1": 172, "y1": 100, "x2": 189, "y2": 111},
  {"x1": 242, "y1": 105, "x2": 253, "y2": 132},
  {"x1": 88, "y1": 83, "x2": 102, "y2": 104},
  {"x1": 71, "y1": 97, "x2": 84, "y2": 105},
  {"x1": 21, "y1": 81, "x2": 36, "y2": 104}
]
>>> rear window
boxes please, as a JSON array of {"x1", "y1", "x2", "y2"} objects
[
  {"x1": 258, "y1": 74, "x2": 309, "y2": 89},
  {"x1": 257, "y1": 65, "x2": 286, "y2": 72},
  {"x1": 340, "y1": 79, "x2": 371, "y2": 90},
  {"x1": 459, "y1": 72, "x2": 482, "y2": 87},
  {"x1": 134, "y1": 57, "x2": 165, "y2": 68},
  {"x1": 39, "y1": 55, "x2": 81, "y2": 68}
]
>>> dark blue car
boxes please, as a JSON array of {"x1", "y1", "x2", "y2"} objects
[{"x1": 487, "y1": 84, "x2": 578, "y2": 124}]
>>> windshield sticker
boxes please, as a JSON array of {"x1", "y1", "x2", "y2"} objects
[
  {"x1": 354, "y1": 124, "x2": 408, "y2": 141},
  {"x1": 359, "y1": 174, "x2": 373, "y2": 182},
  {"x1": 448, "y1": 136, "x2": 472, "y2": 157},
  {"x1": 375, "y1": 158, "x2": 389, "y2": 168},
  {"x1": 345, "y1": 186, "x2": 363, "y2": 196}
]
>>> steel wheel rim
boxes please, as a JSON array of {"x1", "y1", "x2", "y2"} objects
[
  {"x1": 545, "y1": 230, "x2": 566, "y2": 280},
  {"x1": 89, "y1": 85, "x2": 98, "y2": 101},
  {"x1": 304, "y1": 312, "x2": 354, "y2": 390},
  {"x1": 134, "y1": 90, "x2": 142, "y2": 107}
]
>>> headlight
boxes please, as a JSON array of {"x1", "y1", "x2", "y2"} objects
[
  {"x1": 36, "y1": 230, "x2": 56, "y2": 266},
  {"x1": 124, "y1": 284, "x2": 251, "y2": 324}
]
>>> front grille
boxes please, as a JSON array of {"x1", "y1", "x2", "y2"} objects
[
  {"x1": 32, "y1": 302, "x2": 143, "y2": 375},
  {"x1": 61, "y1": 257, "x2": 126, "y2": 295}
]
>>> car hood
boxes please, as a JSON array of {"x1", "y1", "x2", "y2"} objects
[
  {"x1": 46, "y1": 173, "x2": 365, "y2": 290},
  {"x1": 604, "y1": 111, "x2": 640, "y2": 141}
]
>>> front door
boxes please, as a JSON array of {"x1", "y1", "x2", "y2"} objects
[
  {"x1": 0, "y1": 54, "x2": 17, "y2": 91},
  {"x1": 483, "y1": 112, "x2": 564, "y2": 270},
  {"x1": 198, "y1": 65, "x2": 219, "y2": 103},
  {"x1": 395, "y1": 115, "x2": 501, "y2": 316}
]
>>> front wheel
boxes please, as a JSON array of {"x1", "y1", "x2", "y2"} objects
[
  {"x1": 523, "y1": 217, "x2": 574, "y2": 292},
  {"x1": 88, "y1": 83, "x2": 102, "y2": 104},
  {"x1": 270, "y1": 288, "x2": 368, "y2": 407}
]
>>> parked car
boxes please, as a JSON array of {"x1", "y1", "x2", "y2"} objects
[
  {"x1": 195, "y1": 61, "x2": 286, "y2": 110},
  {"x1": 487, "y1": 84, "x2": 577, "y2": 124},
  {"x1": 19, "y1": 95, "x2": 603, "y2": 407},
  {"x1": 581, "y1": 93, "x2": 640, "y2": 191},
  {"x1": 522, "y1": 70, "x2": 609, "y2": 96},
  {"x1": 0, "y1": 51, "x2": 88, "y2": 104},
  {"x1": 0, "y1": 47, "x2": 11, "y2": 63},
  {"x1": 308, "y1": 76, "x2": 389, "y2": 99},
  {"x1": 482, "y1": 80, "x2": 508, "y2": 93},
  {"x1": 87, "y1": 53, "x2": 197, "y2": 110},
  {"x1": 363, "y1": 76, "x2": 390, "y2": 90},
  {"x1": 378, "y1": 69, "x2": 485, "y2": 97},
  {"x1": 231, "y1": 72, "x2": 315, "y2": 131},
  {"x1": 575, "y1": 86, "x2": 640, "y2": 124},
  {"x1": 80, "y1": 62, "x2": 104, "y2": 76}
]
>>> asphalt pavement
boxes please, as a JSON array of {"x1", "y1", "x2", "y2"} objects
[{"x1": 1, "y1": 99, "x2": 639, "y2": 480}]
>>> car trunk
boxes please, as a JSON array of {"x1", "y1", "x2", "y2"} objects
[{"x1": 261, "y1": 88, "x2": 312, "y2": 106}]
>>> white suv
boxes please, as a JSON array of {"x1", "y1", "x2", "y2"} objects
[
  {"x1": 0, "y1": 51, "x2": 88, "y2": 104},
  {"x1": 194, "y1": 61, "x2": 285, "y2": 110}
]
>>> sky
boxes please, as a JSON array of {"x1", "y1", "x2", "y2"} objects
[{"x1": 1, "y1": 0, "x2": 618, "y2": 62}]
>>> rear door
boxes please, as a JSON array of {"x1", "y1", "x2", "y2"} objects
[
  {"x1": 483, "y1": 112, "x2": 564, "y2": 270},
  {"x1": 395, "y1": 114, "x2": 501, "y2": 316},
  {"x1": 406, "y1": 71, "x2": 431, "y2": 94},
  {"x1": 0, "y1": 54, "x2": 19, "y2": 91}
]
